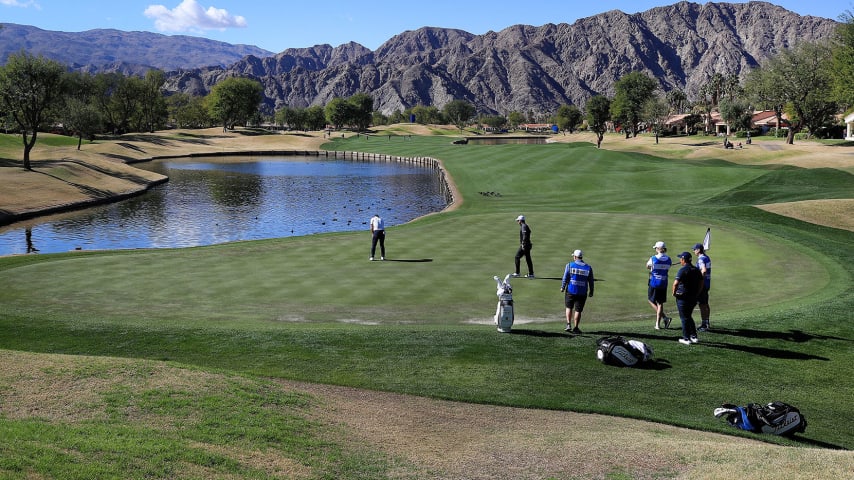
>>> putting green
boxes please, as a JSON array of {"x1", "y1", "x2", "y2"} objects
[{"x1": 0, "y1": 211, "x2": 831, "y2": 328}]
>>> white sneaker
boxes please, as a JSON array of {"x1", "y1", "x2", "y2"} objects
[
  {"x1": 526, "y1": 274, "x2": 535, "y2": 278},
  {"x1": 381, "y1": 257, "x2": 385, "y2": 260},
  {"x1": 369, "y1": 257, "x2": 374, "y2": 261},
  {"x1": 678, "y1": 338, "x2": 692, "y2": 345},
  {"x1": 510, "y1": 273, "x2": 520, "y2": 277},
  {"x1": 690, "y1": 336, "x2": 699, "y2": 344}
]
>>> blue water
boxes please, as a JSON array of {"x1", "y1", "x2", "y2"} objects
[{"x1": 0, "y1": 156, "x2": 448, "y2": 255}]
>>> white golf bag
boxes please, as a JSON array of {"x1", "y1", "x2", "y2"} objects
[{"x1": 493, "y1": 274, "x2": 514, "y2": 332}]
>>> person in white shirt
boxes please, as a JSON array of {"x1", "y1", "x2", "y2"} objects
[{"x1": 369, "y1": 214, "x2": 385, "y2": 261}]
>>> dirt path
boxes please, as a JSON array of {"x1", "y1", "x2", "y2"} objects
[{"x1": 282, "y1": 380, "x2": 853, "y2": 479}]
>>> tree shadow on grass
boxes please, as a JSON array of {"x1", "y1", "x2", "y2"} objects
[
  {"x1": 0, "y1": 158, "x2": 23, "y2": 167},
  {"x1": 509, "y1": 328, "x2": 565, "y2": 338},
  {"x1": 786, "y1": 436, "x2": 847, "y2": 450},
  {"x1": 711, "y1": 327, "x2": 851, "y2": 343},
  {"x1": 699, "y1": 341, "x2": 829, "y2": 361},
  {"x1": 590, "y1": 330, "x2": 829, "y2": 361}
]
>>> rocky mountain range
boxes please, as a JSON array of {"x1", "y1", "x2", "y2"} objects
[
  {"x1": 0, "y1": 1, "x2": 840, "y2": 116},
  {"x1": 0, "y1": 23, "x2": 273, "y2": 75}
]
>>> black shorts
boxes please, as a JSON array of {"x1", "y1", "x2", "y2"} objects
[
  {"x1": 698, "y1": 287, "x2": 709, "y2": 305},
  {"x1": 648, "y1": 286, "x2": 667, "y2": 305},
  {"x1": 565, "y1": 293, "x2": 588, "y2": 312}
]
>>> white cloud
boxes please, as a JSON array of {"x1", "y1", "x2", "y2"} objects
[
  {"x1": 144, "y1": 0, "x2": 247, "y2": 32},
  {"x1": 0, "y1": 0, "x2": 40, "y2": 8}
]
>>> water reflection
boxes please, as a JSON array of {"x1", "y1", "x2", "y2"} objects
[{"x1": 0, "y1": 156, "x2": 448, "y2": 255}]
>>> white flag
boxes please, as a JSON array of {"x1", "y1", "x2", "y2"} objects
[{"x1": 702, "y1": 228, "x2": 711, "y2": 251}]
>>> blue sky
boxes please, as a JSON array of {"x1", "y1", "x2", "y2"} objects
[{"x1": 1, "y1": 0, "x2": 851, "y2": 53}]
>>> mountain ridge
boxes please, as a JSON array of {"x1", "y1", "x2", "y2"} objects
[
  {"x1": 162, "y1": 1, "x2": 838, "y2": 115},
  {"x1": 0, "y1": 22, "x2": 274, "y2": 74},
  {"x1": 0, "y1": 1, "x2": 839, "y2": 116}
]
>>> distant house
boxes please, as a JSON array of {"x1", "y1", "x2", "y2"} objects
[
  {"x1": 664, "y1": 110, "x2": 793, "y2": 136},
  {"x1": 663, "y1": 113, "x2": 693, "y2": 134},
  {"x1": 751, "y1": 110, "x2": 789, "y2": 135},
  {"x1": 845, "y1": 112, "x2": 854, "y2": 140},
  {"x1": 520, "y1": 123, "x2": 556, "y2": 133},
  {"x1": 663, "y1": 112, "x2": 721, "y2": 135}
]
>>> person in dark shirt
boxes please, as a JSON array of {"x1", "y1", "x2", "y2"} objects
[
  {"x1": 673, "y1": 251, "x2": 703, "y2": 345},
  {"x1": 513, "y1": 215, "x2": 534, "y2": 278}
]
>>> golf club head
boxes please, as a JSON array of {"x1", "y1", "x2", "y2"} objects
[{"x1": 714, "y1": 407, "x2": 738, "y2": 418}]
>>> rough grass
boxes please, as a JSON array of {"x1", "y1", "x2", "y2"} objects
[
  {"x1": 3, "y1": 349, "x2": 852, "y2": 480},
  {"x1": 756, "y1": 199, "x2": 854, "y2": 231}
]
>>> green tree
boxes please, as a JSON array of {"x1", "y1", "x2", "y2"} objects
[
  {"x1": 743, "y1": 66, "x2": 785, "y2": 137},
  {"x1": 305, "y1": 105, "x2": 327, "y2": 130},
  {"x1": 90, "y1": 73, "x2": 122, "y2": 133},
  {"x1": 388, "y1": 109, "x2": 405, "y2": 124},
  {"x1": 111, "y1": 75, "x2": 143, "y2": 133},
  {"x1": 643, "y1": 95, "x2": 670, "y2": 144},
  {"x1": 556, "y1": 104, "x2": 583, "y2": 133},
  {"x1": 831, "y1": 10, "x2": 854, "y2": 110},
  {"x1": 697, "y1": 73, "x2": 726, "y2": 134},
  {"x1": 480, "y1": 115, "x2": 507, "y2": 130},
  {"x1": 443, "y1": 100, "x2": 476, "y2": 132},
  {"x1": 325, "y1": 97, "x2": 349, "y2": 130},
  {"x1": 275, "y1": 106, "x2": 296, "y2": 128},
  {"x1": 507, "y1": 111, "x2": 525, "y2": 129},
  {"x1": 410, "y1": 105, "x2": 441, "y2": 124},
  {"x1": 168, "y1": 93, "x2": 211, "y2": 128},
  {"x1": 64, "y1": 98, "x2": 103, "y2": 150},
  {"x1": 0, "y1": 52, "x2": 66, "y2": 170},
  {"x1": 746, "y1": 42, "x2": 837, "y2": 143},
  {"x1": 348, "y1": 93, "x2": 374, "y2": 132},
  {"x1": 718, "y1": 98, "x2": 752, "y2": 135},
  {"x1": 610, "y1": 71, "x2": 658, "y2": 138},
  {"x1": 586, "y1": 95, "x2": 612, "y2": 148},
  {"x1": 60, "y1": 71, "x2": 102, "y2": 150},
  {"x1": 666, "y1": 89, "x2": 689, "y2": 114},
  {"x1": 206, "y1": 77, "x2": 264, "y2": 132},
  {"x1": 137, "y1": 70, "x2": 168, "y2": 133}
]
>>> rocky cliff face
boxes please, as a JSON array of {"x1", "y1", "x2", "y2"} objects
[{"x1": 164, "y1": 1, "x2": 836, "y2": 115}]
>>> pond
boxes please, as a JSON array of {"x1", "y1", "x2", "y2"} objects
[{"x1": 0, "y1": 155, "x2": 450, "y2": 255}]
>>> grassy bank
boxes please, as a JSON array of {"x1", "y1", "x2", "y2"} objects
[{"x1": 0, "y1": 129, "x2": 852, "y2": 478}]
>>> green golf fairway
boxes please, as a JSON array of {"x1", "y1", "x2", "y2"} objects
[{"x1": 1, "y1": 135, "x2": 852, "y2": 452}]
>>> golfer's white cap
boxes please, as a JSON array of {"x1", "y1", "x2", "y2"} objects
[
  {"x1": 516, "y1": 215, "x2": 525, "y2": 221},
  {"x1": 653, "y1": 241, "x2": 666, "y2": 249},
  {"x1": 573, "y1": 249, "x2": 583, "y2": 257}
]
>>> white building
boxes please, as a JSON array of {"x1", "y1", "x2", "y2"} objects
[{"x1": 845, "y1": 112, "x2": 854, "y2": 140}]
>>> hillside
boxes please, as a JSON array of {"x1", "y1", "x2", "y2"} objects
[
  {"x1": 0, "y1": 23, "x2": 273, "y2": 74},
  {"x1": 162, "y1": 1, "x2": 838, "y2": 114}
]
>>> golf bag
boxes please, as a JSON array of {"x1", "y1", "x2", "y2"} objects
[
  {"x1": 596, "y1": 336, "x2": 654, "y2": 367},
  {"x1": 714, "y1": 401, "x2": 807, "y2": 437},
  {"x1": 493, "y1": 274, "x2": 514, "y2": 333}
]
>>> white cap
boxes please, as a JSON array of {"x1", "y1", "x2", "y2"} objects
[
  {"x1": 653, "y1": 241, "x2": 666, "y2": 249},
  {"x1": 515, "y1": 215, "x2": 525, "y2": 221},
  {"x1": 573, "y1": 249, "x2": 583, "y2": 257}
]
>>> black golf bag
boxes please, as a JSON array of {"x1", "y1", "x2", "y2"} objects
[
  {"x1": 714, "y1": 401, "x2": 807, "y2": 437},
  {"x1": 595, "y1": 336, "x2": 654, "y2": 367}
]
